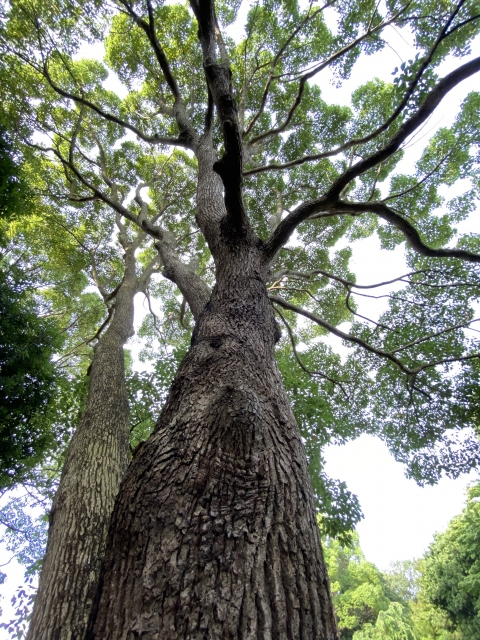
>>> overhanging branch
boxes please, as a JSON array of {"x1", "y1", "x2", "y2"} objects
[
  {"x1": 269, "y1": 294, "x2": 480, "y2": 377},
  {"x1": 326, "y1": 55, "x2": 480, "y2": 199},
  {"x1": 261, "y1": 55, "x2": 480, "y2": 260},
  {"x1": 334, "y1": 200, "x2": 480, "y2": 263}
]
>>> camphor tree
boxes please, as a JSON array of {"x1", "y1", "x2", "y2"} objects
[{"x1": 2, "y1": 0, "x2": 480, "y2": 638}]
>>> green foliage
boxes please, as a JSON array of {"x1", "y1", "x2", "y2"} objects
[
  {"x1": 410, "y1": 586, "x2": 458, "y2": 640},
  {"x1": 0, "y1": 262, "x2": 64, "y2": 488},
  {"x1": 0, "y1": 0, "x2": 479, "y2": 586},
  {"x1": 420, "y1": 483, "x2": 480, "y2": 639},
  {"x1": 324, "y1": 534, "x2": 394, "y2": 639},
  {"x1": 0, "y1": 125, "x2": 29, "y2": 224},
  {"x1": 352, "y1": 601, "x2": 418, "y2": 640},
  {"x1": 324, "y1": 528, "x2": 479, "y2": 640}
]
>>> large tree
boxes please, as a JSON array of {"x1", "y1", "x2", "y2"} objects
[{"x1": 2, "y1": 0, "x2": 480, "y2": 638}]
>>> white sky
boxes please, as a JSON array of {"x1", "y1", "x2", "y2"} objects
[{"x1": 2, "y1": 3, "x2": 480, "y2": 631}]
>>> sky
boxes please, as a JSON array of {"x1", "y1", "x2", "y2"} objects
[{"x1": 1, "y1": 1, "x2": 480, "y2": 631}]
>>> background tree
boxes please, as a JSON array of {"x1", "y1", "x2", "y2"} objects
[
  {"x1": 1, "y1": 0, "x2": 480, "y2": 638},
  {"x1": 420, "y1": 482, "x2": 480, "y2": 639},
  {"x1": 324, "y1": 533, "x2": 396, "y2": 639},
  {"x1": 0, "y1": 124, "x2": 66, "y2": 489}
]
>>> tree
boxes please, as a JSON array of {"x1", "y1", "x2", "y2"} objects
[
  {"x1": 1, "y1": 0, "x2": 480, "y2": 638},
  {"x1": 0, "y1": 257, "x2": 63, "y2": 488},
  {"x1": 0, "y1": 125, "x2": 64, "y2": 488},
  {"x1": 420, "y1": 482, "x2": 480, "y2": 640},
  {"x1": 352, "y1": 602, "x2": 418, "y2": 640},
  {"x1": 323, "y1": 533, "x2": 394, "y2": 639}
]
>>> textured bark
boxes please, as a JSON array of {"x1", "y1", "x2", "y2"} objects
[
  {"x1": 27, "y1": 248, "x2": 138, "y2": 640},
  {"x1": 156, "y1": 238, "x2": 211, "y2": 321},
  {"x1": 90, "y1": 222, "x2": 338, "y2": 638}
]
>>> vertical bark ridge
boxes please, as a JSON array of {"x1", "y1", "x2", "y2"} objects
[
  {"x1": 90, "y1": 242, "x2": 338, "y2": 639},
  {"x1": 27, "y1": 249, "x2": 139, "y2": 640}
]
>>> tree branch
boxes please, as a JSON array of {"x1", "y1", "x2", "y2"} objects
[
  {"x1": 245, "y1": 5, "x2": 477, "y2": 176},
  {"x1": 243, "y1": 2, "x2": 330, "y2": 138},
  {"x1": 261, "y1": 55, "x2": 480, "y2": 261},
  {"x1": 246, "y1": 3, "x2": 410, "y2": 147},
  {"x1": 41, "y1": 62, "x2": 188, "y2": 147},
  {"x1": 269, "y1": 294, "x2": 480, "y2": 378},
  {"x1": 274, "y1": 306, "x2": 350, "y2": 397},
  {"x1": 117, "y1": 0, "x2": 196, "y2": 146},
  {"x1": 326, "y1": 55, "x2": 480, "y2": 199},
  {"x1": 193, "y1": 0, "x2": 247, "y2": 230},
  {"x1": 334, "y1": 200, "x2": 480, "y2": 263}
]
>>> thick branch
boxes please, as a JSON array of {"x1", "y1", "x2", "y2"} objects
[
  {"x1": 155, "y1": 239, "x2": 211, "y2": 321},
  {"x1": 327, "y1": 55, "x2": 480, "y2": 199},
  {"x1": 193, "y1": 0, "x2": 247, "y2": 229},
  {"x1": 262, "y1": 55, "x2": 480, "y2": 260},
  {"x1": 334, "y1": 200, "x2": 480, "y2": 263},
  {"x1": 262, "y1": 202, "x2": 337, "y2": 264}
]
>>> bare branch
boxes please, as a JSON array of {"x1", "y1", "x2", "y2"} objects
[
  {"x1": 390, "y1": 318, "x2": 480, "y2": 354},
  {"x1": 272, "y1": 267, "x2": 432, "y2": 290},
  {"x1": 86, "y1": 305, "x2": 115, "y2": 346}
]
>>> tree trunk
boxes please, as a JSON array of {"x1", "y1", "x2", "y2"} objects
[
  {"x1": 27, "y1": 247, "x2": 138, "y2": 640},
  {"x1": 90, "y1": 235, "x2": 338, "y2": 638}
]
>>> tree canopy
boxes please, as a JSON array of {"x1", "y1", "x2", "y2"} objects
[
  {"x1": 1, "y1": 0, "x2": 480, "y2": 545},
  {"x1": 421, "y1": 482, "x2": 480, "y2": 639}
]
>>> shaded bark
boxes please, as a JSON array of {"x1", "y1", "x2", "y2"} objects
[
  {"x1": 90, "y1": 214, "x2": 338, "y2": 639},
  {"x1": 27, "y1": 247, "x2": 138, "y2": 640}
]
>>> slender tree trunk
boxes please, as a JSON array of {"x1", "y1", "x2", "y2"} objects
[
  {"x1": 27, "y1": 248, "x2": 138, "y2": 640},
  {"x1": 90, "y1": 234, "x2": 338, "y2": 638}
]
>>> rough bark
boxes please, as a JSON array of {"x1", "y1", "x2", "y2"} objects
[
  {"x1": 27, "y1": 247, "x2": 138, "y2": 640},
  {"x1": 156, "y1": 238, "x2": 211, "y2": 321},
  {"x1": 90, "y1": 201, "x2": 338, "y2": 639}
]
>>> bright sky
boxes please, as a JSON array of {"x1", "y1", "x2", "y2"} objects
[{"x1": 2, "y1": 3, "x2": 480, "y2": 631}]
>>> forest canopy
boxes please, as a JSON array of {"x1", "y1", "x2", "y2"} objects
[{"x1": 0, "y1": 0, "x2": 479, "y2": 527}]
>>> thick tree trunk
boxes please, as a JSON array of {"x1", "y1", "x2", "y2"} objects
[
  {"x1": 90, "y1": 236, "x2": 338, "y2": 638},
  {"x1": 27, "y1": 248, "x2": 138, "y2": 640}
]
